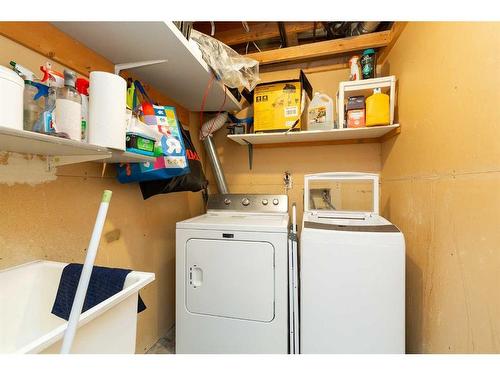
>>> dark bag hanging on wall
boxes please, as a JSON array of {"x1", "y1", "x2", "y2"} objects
[{"x1": 139, "y1": 125, "x2": 208, "y2": 200}]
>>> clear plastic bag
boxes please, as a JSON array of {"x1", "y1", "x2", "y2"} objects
[{"x1": 190, "y1": 29, "x2": 259, "y2": 92}]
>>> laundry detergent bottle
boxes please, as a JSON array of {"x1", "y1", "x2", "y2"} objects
[
  {"x1": 307, "y1": 92, "x2": 334, "y2": 131},
  {"x1": 365, "y1": 88, "x2": 390, "y2": 126}
]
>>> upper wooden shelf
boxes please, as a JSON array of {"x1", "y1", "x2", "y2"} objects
[
  {"x1": 227, "y1": 124, "x2": 400, "y2": 147},
  {"x1": 51, "y1": 22, "x2": 242, "y2": 112},
  {"x1": 246, "y1": 22, "x2": 406, "y2": 66}
]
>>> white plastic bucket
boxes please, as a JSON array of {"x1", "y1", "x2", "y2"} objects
[{"x1": 0, "y1": 65, "x2": 24, "y2": 130}]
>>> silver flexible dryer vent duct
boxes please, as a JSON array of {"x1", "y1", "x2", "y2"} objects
[
  {"x1": 350, "y1": 22, "x2": 380, "y2": 36},
  {"x1": 201, "y1": 112, "x2": 230, "y2": 194},
  {"x1": 203, "y1": 135, "x2": 229, "y2": 194}
]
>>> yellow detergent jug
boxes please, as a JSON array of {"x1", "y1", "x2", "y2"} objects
[{"x1": 365, "y1": 88, "x2": 390, "y2": 126}]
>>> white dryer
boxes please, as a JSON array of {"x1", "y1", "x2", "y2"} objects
[
  {"x1": 176, "y1": 194, "x2": 290, "y2": 354},
  {"x1": 300, "y1": 173, "x2": 405, "y2": 353}
]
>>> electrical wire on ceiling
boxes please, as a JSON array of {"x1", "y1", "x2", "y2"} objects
[{"x1": 241, "y1": 22, "x2": 262, "y2": 54}]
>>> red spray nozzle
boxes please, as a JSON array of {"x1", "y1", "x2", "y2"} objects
[
  {"x1": 40, "y1": 63, "x2": 64, "y2": 87},
  {"x1": 76, "y1": 78, "x2": 90, "y2": 95}
]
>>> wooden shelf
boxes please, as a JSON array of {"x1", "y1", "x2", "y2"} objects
[
  {"x1": 227, "y1": 124, "x2": 400, "y2": 147},
  {"x1": 245, "y1": 22, "x2": 406, "y2": 67},
  {"x1": 247, "y1": 30, "x2": 392, "y2": 66},
  {"x1": 52, "y1": 21, "x2": 242, "y2": 112},
  {"x1": 0, "y1": 126, "x2": 109, "y2": 161},
  {"x1": 0, "y1": 126, "x2": 155, "y2": 166}
]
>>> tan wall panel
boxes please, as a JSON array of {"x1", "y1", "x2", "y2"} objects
[
  {"x1": 382, "y1": 175, "x2": 500, "y2": 353},
  {"x1": 382, "y1": 22, "x2": 500, "y2": 178},
  {"x1": 382, "y1": 22, "x2": 500, "y2": 353}
]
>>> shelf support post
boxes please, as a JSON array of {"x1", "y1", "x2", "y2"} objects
[{"x1": 243, "y1": 140, "x2": 253, "y2": 170}]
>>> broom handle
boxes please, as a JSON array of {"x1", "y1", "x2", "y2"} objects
[{"x1": 60, "y1": 190, "x2": 113, "y2": 354}]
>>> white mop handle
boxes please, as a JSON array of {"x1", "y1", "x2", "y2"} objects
[
  {"x1": 292, "y1": 203, "x2": 297, "y2": 234},
  {"x1": 60, "y1": 190, "x2": 113, "y2": 354}
]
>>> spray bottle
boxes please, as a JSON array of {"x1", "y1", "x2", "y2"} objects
[
  {"x1": 10, "y1": 61, "x2": 49, "y2": 132},
  {"x1": 39, "y1": 63, "x2": 65, "y2": 134},
  {"x1": 76, "y1": 78, "x2": 90, "y2": 142},
  {"x1": 55, "y1": 69, "x2": 81, "y2": 140}
]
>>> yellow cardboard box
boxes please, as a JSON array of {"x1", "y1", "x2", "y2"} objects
[{"x1": 253, "y1": 71, "x2": 312, "y2": 133}]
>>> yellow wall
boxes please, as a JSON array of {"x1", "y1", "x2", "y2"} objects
[
  {"x1": 207, "y1": 68, "x2": 382, "y2": 220},
  {"x1": 381, "y1": 22, "x2": 500, "y2": 353},
  {"x1": 0, "y1": 35, "x2": 205, "y2": 353}
]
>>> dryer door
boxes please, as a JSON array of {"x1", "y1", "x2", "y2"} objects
[{"x1": 185, "y1": 238, "x2": 275, "y2": 322}]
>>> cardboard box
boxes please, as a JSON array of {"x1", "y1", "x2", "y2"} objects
[{"x1": 253, "y1": 70, "x2": 312, "y2": 133}]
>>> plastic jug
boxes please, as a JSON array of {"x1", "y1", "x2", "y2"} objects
[
  {"x1": 365, "y1": 88, "x2": 390, "y2": 126},
  {"x1": 307, "y1": 92, "x2": 334, "y2": 131}
]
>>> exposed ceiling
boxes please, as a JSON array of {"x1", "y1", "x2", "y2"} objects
[{"x1": 193, "y1": 21, "x2": 393, "y2": 55}]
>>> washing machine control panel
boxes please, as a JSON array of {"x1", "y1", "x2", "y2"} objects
[{"x1": 208, "y1": 194, "x2": 288, "y2": 213}]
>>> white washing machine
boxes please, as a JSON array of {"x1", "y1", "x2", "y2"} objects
[
  {"x1": 300, "y1": 172, "x2": 405, "y2": 353},
  {"x1": 176, "y1": 194, "x2": 291, "y2": 354}
]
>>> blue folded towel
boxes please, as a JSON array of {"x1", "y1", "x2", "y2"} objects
[{"x1": 51, "y1": 263, "x2": 146, "y2": 321}]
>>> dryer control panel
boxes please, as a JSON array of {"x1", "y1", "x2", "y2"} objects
[{"x1": 208, "y1": 194, "x2": 288, "y2": 213}]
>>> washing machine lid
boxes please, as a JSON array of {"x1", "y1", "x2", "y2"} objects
[
  {"x1": 177, "y1": 212, "x2": 289, "y2": 233},
  {"x1": 303, "y1": 211, "x2": 394, "y2": 228},
  {"x1": 304, "y1": 172, "x2": 379, "y2": 216}
]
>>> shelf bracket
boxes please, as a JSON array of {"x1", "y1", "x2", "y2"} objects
[
  {"x1": 47, "y1": 154, "x2": 113, "y2": 171},
  {"x1": 114, "y1": 60, "x2": 168, "y2": 75},
  {"x1": 242, "y1": 139, "x2": 253, "y2": 170}
]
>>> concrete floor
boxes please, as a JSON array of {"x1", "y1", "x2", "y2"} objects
[{"x1": 146, "y1": 326, "x2": 175, "y2": 354}]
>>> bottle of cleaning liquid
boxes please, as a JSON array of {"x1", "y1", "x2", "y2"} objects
[
  {"x1": 307, "y1": 92, "x2": 334, "y2": 131},
  {"x1": 39, "y1": 63, "x2": 64, "y2": 134},
  {"x1": 365, "y1": 88, "x2": 390, "y2": 126},
  {"x1": 76, "y1": 78, "x2": 89, "y2": 142},
  {"x1": 23, "y1": 82, "x2": 45, "y2": 131},
  {"x1": 55, "y1": 69, "x2": 82, "y2": 140}
]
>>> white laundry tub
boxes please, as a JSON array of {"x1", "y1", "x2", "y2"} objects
[{"x1": 0, "y1": 260, "x2": 154, "y2": 354}]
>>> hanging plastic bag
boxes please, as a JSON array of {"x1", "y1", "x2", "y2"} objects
[
  {"x1": 117, "y1": 81, "x2": 190, "y2": 183},
  {"x1": 139, "y1": 126, "x2": 208, "y2": 199},
  {"x1": 189, "y1": 29, "x2": 259, "y2": 92}
]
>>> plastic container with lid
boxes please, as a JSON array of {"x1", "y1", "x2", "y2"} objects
[
  {"x1": 307, "y1": 92, "x2": 334, "y2": 131},
  {"x1": 0, "y1": 65, "x2": 24, "y2": 130},
  {"x1": 365, "y1": 88, "x2": 390, "y2": 126}
]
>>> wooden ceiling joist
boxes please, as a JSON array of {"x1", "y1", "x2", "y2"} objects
[
  {"x1": 215, "y1": 22, "x2": 316, "y2": 46},
  {"x1": 246, "y1": 29, "x2": 392, "y2": 65}
]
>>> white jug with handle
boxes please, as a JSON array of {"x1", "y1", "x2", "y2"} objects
[{"x1": 307, "y1": 92, "x2": 334, "y2": 131}]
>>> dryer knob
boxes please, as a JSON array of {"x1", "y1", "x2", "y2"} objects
[
  {"x1": 272, "y1": 198, "x2": 279, "y2": 206},
  {"x1": 242, "y1": 198, "x2": 250, "y2": 206},
  {"x1": 224, "y1": 198, "x2": 231, "y2": 205},
  {"x1": 262, "y1": 199, "x2": 269, "y2": 206}
]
